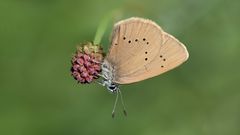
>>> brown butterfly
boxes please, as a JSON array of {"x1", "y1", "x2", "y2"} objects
[{"x1": 97, "y1": 17, "x2": 189, "y2": 117}]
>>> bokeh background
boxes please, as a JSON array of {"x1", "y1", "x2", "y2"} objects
[{"x1": 1, "y1": 0, "x2": 240, "y2": 135}]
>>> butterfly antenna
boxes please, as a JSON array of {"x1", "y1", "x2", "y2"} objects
[
  {"x1": 118, "y1": 88, "x2": 127, "y2": 117},
  {"x1": 112, "y1": 90, "x2": 119, "y2": 118}
]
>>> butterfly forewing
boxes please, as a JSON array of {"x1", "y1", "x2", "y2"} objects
[{"x1": 106, "y1": 17, "x2": 189, "y2": 84}]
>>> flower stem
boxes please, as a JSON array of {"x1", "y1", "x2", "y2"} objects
[{"x1": 93, "y1": 10, "x2": 122, "y2": 45}]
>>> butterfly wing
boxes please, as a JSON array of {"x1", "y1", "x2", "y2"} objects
[{"x1": 105, "y1": 17, "x2": 189, "y2": 84}]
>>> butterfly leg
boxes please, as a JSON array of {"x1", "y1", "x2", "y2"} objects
[
  {"x1": 96, "y1": 73, "x2": 108, "y2": 80},
  {"x1": 94, "y1": 79, "x2": 106, "y2": 87},
  {"x1": 91, "y1": 59, "x2": 102, "y2": 64}
]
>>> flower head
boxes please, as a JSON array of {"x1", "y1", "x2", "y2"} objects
[{"x1": 71, "y1": 42, "x2": 104, "y2": 84}]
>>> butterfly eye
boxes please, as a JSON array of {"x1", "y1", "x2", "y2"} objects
[
  {"x1": 145, "y1": 58, "x2": 148, "y2": 61},
  {"x1": 128, "y1": 40, "x2": 131, "y2": 43},
  {"x1": 145, "y1": 51, "x2": 148, "y2": 54}
]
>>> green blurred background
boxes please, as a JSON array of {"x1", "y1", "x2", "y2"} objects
[{"x1": 1, "y1": 0, "x2": 240, "y2": 135}]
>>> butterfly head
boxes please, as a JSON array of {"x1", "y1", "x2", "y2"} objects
[{"x1": 106, "y1": 82, "x2": 118, "y2": 93}]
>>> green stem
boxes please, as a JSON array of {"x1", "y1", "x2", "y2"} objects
[{"x1": 93, "y1": 10, "x2": 122, "y2": 45}]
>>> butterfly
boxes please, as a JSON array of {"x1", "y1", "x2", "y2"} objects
[{"x1": 96, "y1": 17, "x2": 189, "y2": 117}]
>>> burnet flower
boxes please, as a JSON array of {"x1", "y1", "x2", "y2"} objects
[{"x1": 71, "y1": 43, "x2": 104, "y2": 84}]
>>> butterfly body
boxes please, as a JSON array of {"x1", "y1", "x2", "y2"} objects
[{"x1": 99, "y1": 60, "x2": 118, "y2": 93}]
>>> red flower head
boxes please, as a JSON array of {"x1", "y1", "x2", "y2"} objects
[{"x1": 71, "y1": 43, "x2": 104, "y2": 84}]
